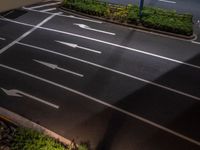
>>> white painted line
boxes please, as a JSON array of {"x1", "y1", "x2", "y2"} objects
[
  {"x1": 74, "y1": 23, "x2": 116, "y2": 35},
  {"x1": 1, "y1": 88, "x2": 59, "y2": 109},
  {"x1": 27, "y1": 2, "x2": 61, "y2": 10},
  {"x1": 39, "y1": 25, "x2": 200, "y2": 70},
  {"x1": 158, "y1": 0, "x2": 176, "y2": 4},
  {"x1": 0, "y1": 37, "x2": 5, "y2": 41},
  {"x1": 55, "y1": 40, "x2": 102, "y2": 54},
  {"x1": 62, "y1": 15, "x2": 102, "y2": 24},
  {"x1": 191, "y1": 41, "x2": 200, "y2": 45},
  {"x1": 0, "y1": 13, "x2": 58, "y2": 55},
  {"x1": 22, "y1": 7, "x2": 102, "y2": 23},
  {"x1": 17, "y1": 42, "x2": 200, "y2": 102},
  {"x1": 1, "y1": 17, "x2": 200, "y2": 70},
  {"x1": 0, "y1": 17, "x2": 34, "y2": 27},
  {"x1": 33, "y1": 59, "x2": 84, "y2": 77},
  {"x1": 40, "y1": 8, "x2": 57, "y2": 12},
  {"x1": 0, "y1": 63, "x2": 200, "y2": 146}
]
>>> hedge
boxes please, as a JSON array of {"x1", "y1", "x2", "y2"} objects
[
  {"x1": 63, "y1": 0, "x2": 193, "y2": 36},
  {"x1": 11, "y1": 128, "x2": 88, "y2": 150}
]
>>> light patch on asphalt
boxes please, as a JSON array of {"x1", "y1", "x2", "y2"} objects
[
  {"x1": 158, "y1": 0, "x2": 176, "y2": 4},
  {"x1": 0, "y1": 63, "x2": 200, "y2": 146},
  {"x1": 17, "y1": 42, "x2": 200, "y2": 102}
]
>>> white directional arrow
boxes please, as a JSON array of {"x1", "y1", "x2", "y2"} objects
[
  {"x1": 1, "y1": 88, "x2": 59, "y2": 109},
  {"x1": 34, "y1": 59, "x2": 84, "y2": 77},
  {"x1": 74, "y1": 23, "x2": 116, "y2": 35},
  {"x1": 55, "y1": 40, "x2": 101, "y2": 54}
]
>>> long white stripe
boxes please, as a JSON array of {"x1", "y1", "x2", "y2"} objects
[
  {"x1": 17, "y1": 42, "x2": 200, "y2": 102},
  {"x1": 28, "y1": 2, "x2": 61, "y2": 9},
  {"x1": 159, "y1": 0, "x2": 176, "y2": 4},
  {"x1": 0, "y1": 37, "x2": 5, "y2": 41},
  {"x1": 1, "y1": 17, "x2": 199, "y2": 70},
  {"x1": 40, "y1": 8, "x2": 57, "y2": 12},
  {"x1": 38, "y1": 26, "x2": 200, "y2": 70},
  {"x1": 56, "y1": 40, "x2": 102, "y2": 54},
  {"x1": 0, "y1": 17, "x2": 34, "y2": 27},
  {"x1": 191, "y1": 41, "x2": 200, "y2": 45},
  {"x1": 0, "y1": 63, "x2": 199, "y2": 146},
  {"x1": 19, "y1": 91, "x2": 59, "y2": 109},
  {"x1": 23, "y1": 7, "x2": 103, "y2": 23},
  {"x1": 0, "y1": 13, "x2": 57, "y2": 55}
]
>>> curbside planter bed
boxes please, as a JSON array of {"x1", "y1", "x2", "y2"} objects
[
  {"x1": 61, "y1": 0, "x2": 194, "y2": 40},
  {"x1": 0, "y1": 107, "x2": 88, "y2": 150}
]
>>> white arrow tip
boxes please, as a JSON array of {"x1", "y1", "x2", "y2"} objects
[
  {"x1": 74, "y1": 23, "x2": 89, "y2": 28},
  {"x1": 55, "y1": 40, "x2": 77, "y2": 48},
  {"x1": 1, "y1": 88, "x2": 22, "y2": 97},
  {"x1": 34, "y1": 59, "x2": 57, "y2": 69}
]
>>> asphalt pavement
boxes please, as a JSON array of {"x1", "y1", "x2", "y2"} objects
[{"x1": 0, "y1": 1, "x2": 200, "y2": 150}]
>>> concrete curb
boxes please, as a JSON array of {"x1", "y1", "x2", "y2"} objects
[
  {"x1": 59, "y1": 7, "x2": 195, "y2": 41},
  {"x1": 0, "y1": 107, "x2": 72, "y2": 146}
]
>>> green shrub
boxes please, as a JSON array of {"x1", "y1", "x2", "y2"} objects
[
  {"x1": 63, "y1": 0, "x2": 193, "y2": 36},
  {"x1": 11, "y1": 128, "x2": 88, "y2": 150}
]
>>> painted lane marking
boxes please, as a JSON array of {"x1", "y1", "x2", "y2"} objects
[
  {"x1": 0, "y1": 37, "x2": 5, "y2": 41},
  {"x1": 1, "y1": 88, "x2": 59, "y2": 109},
  {"x1": 40, "y1": 8, "x2": 57, "y2": 12},
  {"x1": 158, "y1": 0, "x2": 176, "y2": 4},
  {"x1": 27, "y1": 1, "x2": 61, "y2": 10},
  {"x1": 22, "y1": 8, "x2": 102, "y2": 23},
  {"x1": 17, "y1": 42, "x2": 200, "y2": 102},
  {"x1": 1, "y1": 17, "x2": 200, "y2": 70},
  {"x1": 55, "y1": 40, "x2": 102, "y2": 54},
  {"x1": 0, "y1": 17, "x2": 34, "y2": 27},
  {"x1": 191, "y1": 41, "x2": 200, "y2": 45},
  {"x1": 34, "y1": 59, "x2": 84, "y2": 77},
  {"x1": 74, "y1": 23, "x2": 116, "y2": 35},
  {"x1": 62, "y1": 15, "x2": 102, "y2": 24},
  {"x1": 0, "y1": 64, "x2": 200, "y2": 146},
  {"x1": 0, "y1": 13, "x2": 59, "y2": 55}
]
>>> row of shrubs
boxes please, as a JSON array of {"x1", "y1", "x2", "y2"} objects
[
  {"x1": 63, "y1": 0, "x2": 193, "y2": 36},
  {"x1": 11, "y1": 127, "x2": 88, "y2": 150}
]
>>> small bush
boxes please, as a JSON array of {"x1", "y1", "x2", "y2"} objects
[
  {"x1": 11, "y1": 128, "x2": 88, "y2": 150},
  {"x1": 63, "y1": 0, "x2": 193, "y2": 36}
]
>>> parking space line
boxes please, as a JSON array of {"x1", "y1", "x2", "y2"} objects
[
  {"x1": 0, "y1": 13, "x2": 58, "y2": 55},
  {"x1": 34, "y1": 59, "x2": 84, "y2": 77},
  {"x1": 17, "y1": 42, "x2": 200, "y2": 102},
  {"x1": 38, "y1": 26, "x2": 200, "y2": 70},
  {"x1": 191, "y1": 41, "x2": 200, "y2": 45},
  {"x1": 27, "y1": 1, "x2": 61, "y2": 10},
  {"x1": 0, "y1": 63, "x2": 200, "y2": 146},
  {"x1": 56, "y1": 40, "x2": 102, "y2": 54},
  {"x1": 0, "y1": 37, "x2": 5, "y2": 41},
  {"x1": 158, "y1": 0, "x2": 176, "y2": 4},
  {"x1": 1, "y1": 88, "x2": 59, "y2": 109},
  {"x1": 1, "y1": 17, "x2": 199, "y2": 70},
  {"x1": 0, "y1": 17, "x2": 34, "y2": 27},
  {"x1": 23, "y1": 7, "x2": 103, "y2": 23},
  {"x1": 40, "y1": 8, "x2": 57, "y2": 12}
]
